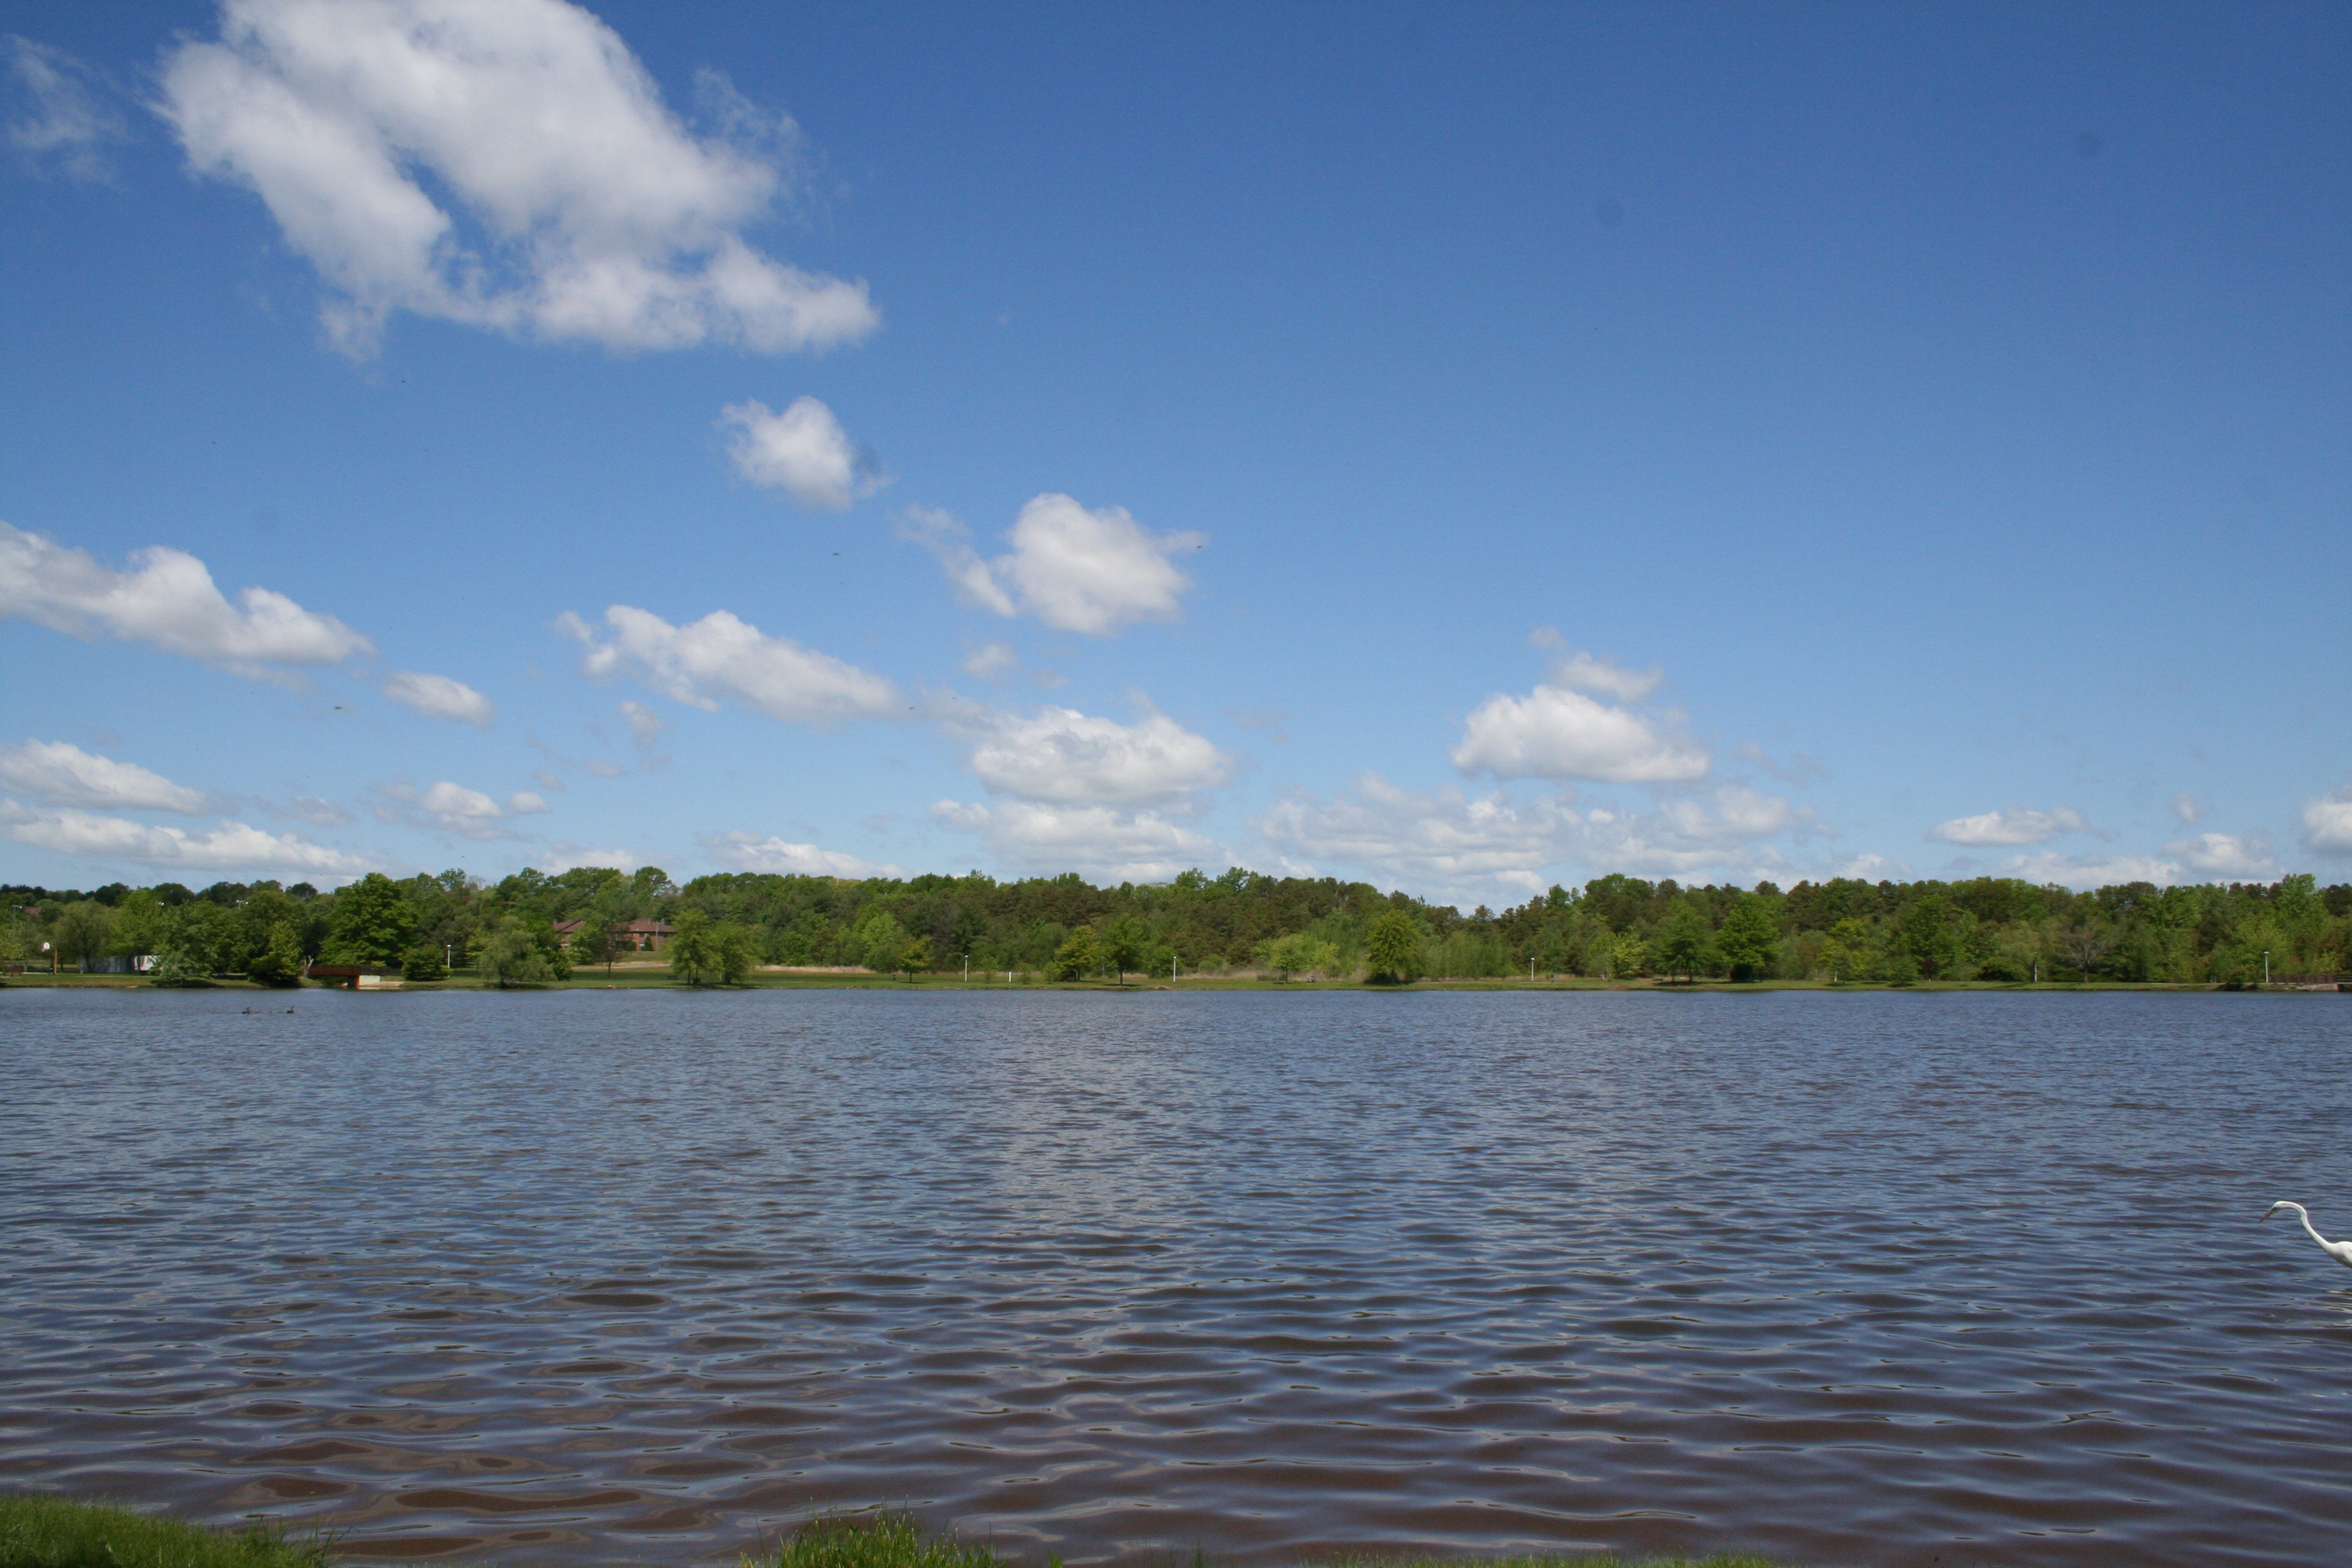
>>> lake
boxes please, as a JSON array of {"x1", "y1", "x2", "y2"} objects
[{"x1": 2, "y1": 987, "x2": 2347, "y2": 1567}]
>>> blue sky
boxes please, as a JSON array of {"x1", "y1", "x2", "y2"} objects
[{"x1": 3, "y1": 0, "x2": 2347, "y2": 904}]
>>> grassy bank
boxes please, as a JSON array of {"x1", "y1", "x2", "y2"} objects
[{"x1": 0, "y1": 1499, "x2": 1785, "y2": 1568}]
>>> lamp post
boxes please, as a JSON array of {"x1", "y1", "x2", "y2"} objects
[{"x1": 2264, "y1": 950, "x2": 2270, "y2": 986}]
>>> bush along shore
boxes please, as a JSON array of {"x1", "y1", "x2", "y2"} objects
[
  {"x1": 0, "y1": 1498, "x2": 1788, "y2": 1568},
  {"x1": 5, "y1": 864, "x2": 2346, "y2": 990}
]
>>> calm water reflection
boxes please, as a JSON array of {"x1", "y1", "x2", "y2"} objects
[{"x1": 3, "y1": 988, "x2": 2348, "y2": 1567}]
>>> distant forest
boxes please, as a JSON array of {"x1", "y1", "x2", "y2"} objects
[{"x1": 7, "y1": 864, "x2": 2349, "y2": 986}]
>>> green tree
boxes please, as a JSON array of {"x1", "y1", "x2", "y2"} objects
[
  {"x1": 1363, "y1": 909, "x2": 1422, "y2": 983},
  {"x1": 715, "y1": 921, "x2": 763, "y2": 984},
  {"x1": 1102, "y1": 913, "x2": 1148, "y2": 983},
  {"x1": 1818, "y1": 917, "x2": 1869, "y2": 983},
  {"x1": 1052, "y1": 926, "x2": 1102, "y2": 981},
  {"x1": 327, "y1": 872, "x2": 416, "y2": 965},
  {"x1": 1714, "y1": 893, "x2": 1781, "y2": 982},
  {"x1": 894, "y1": 931, "x2": 933, "y2": 979},
  {"x1": 53, "y1": 902, "x2": 116, "y2": 971},
  {"x1": 1264, "y1": 931, "x2": 1341, "y2": 981},
  {"x1": 400, "y1": 943, "x2": 447, "y2": 983},
  {"x1": 666, "y1": 910, "x2": 723, "y2": 985},
  {"x1": 248, "y1": 923, "x2": 306, "y2": 987},
  {"x1": 571, "y1": 917, "x2": 613, "y2": 973},
  {"x1": 1652, "y1": 901, "x2": 1716, "y2": 982},
  {"x1": 478, "y1": 920, "x2": 554, "y2": 986},
  {"x1": 855, "y1": 911, "x2": 909, "y2": 975},
  {"x1": 110, "y1": 889, "x2": 170, "y2": 958},
  {"x1": 1607, "y1": 931, "x2": 1647, "y2": 979},
  {"x1": 1897, "y1": 894, "x2": 1964, "y2": 979}
]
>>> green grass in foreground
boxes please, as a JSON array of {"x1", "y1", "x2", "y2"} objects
[
  {"x1": 0, "y1": 1497, "x2": 330, "y2": 1568},
  {"x1": 0, "y1": 1499, "x2": 1786, "y2": 1568}
]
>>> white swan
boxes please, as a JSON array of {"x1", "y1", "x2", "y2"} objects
[{"x1": 2261, "y1": 1202, "x2": 2352, "y2": 1268}]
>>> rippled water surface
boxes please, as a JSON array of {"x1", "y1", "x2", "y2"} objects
[{"x1": 4, "y1": 988, "x2": 2350, "y2": 1567}]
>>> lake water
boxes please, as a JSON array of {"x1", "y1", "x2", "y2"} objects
[{"x1": 3, "y1": 987, "x2": 2349, "y2": 1567}]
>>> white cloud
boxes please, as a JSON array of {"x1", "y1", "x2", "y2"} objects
[
  {"x1": 0, "y1": 740, "x2": 208, "y2": 813},
  {"x1": 560, "y1": 604, "x2": 900, "y2": 727},
  {"x1": 1927, "y1": 806, "x2": 2090, "y2": 847},
  {"x1": 1995, "y1": 851, "x2": 2180, "y2": 889},
  {"x1": 702, "y1": 831, "x2": 897, "y2": 879},
  {"x1": 2303, "y1": 786, "x2": 2352, "y2": 855},
  {"x1": 160, "y1": 0, "x2": 878, "y2": 357},
  {"x1": 382, "y1": 669, "x2": 493, "y2": 725},
  {"x1": 961, "y1": 641, "x2": 1018, "y2": 681},
  {"x1": 932, "y1": 799, "x2": 1222, "y2": 884},
  {"x1": 4, "y1": 35, "x2": 127, "y2": 179},
  {"x1": 1258, "y1": 777, "x2": 1814, "y2": 902},
  {"x1": 2164, "y1": 832, "x2": 2278, "y2": 879},
  {"x1": 905, "y1": 494, "x2": 1205, "y2": 635},
  {"x1": 2169, "y1": 792, "x2": 2202, "y2": 826},
  {"x1": 379, "y1": 779, "x2": 549, "y2": 838},
  {"x1": 0, "y1": 800, "x2": 370, "y2": 877},
  {"x1": 0, "y1": 522, "x2": 372, "y2": 679},
  {"x1": 1554, "y1": 651, "x2": 1663, "y2": 703},
  {"x1": 1451, "y1": 682, "x2": 1708, "y2": 783},
  {"x1": 719, "y1": 396, "x2": 884, "y2": 510},
  {"x1": 936, "y1": 698, "x2": 1231, "y2": 807},
  {"x1": 538, "y1": 845, "x2": 639, "y2": 872},
  {"x1": 619, "y1": 699, "x2": 665, "y2": 756}
]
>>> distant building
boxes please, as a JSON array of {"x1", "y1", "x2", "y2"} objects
[{"x1": 553, "y1": 918, "x2": 674, "y2": 951}]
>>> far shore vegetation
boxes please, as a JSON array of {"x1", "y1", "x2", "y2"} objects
[
  {"x1": 5, "y1": 863, "x2": 2346, "y2": 993},
  {"x1": 0, "y1": 1497, "x2": 1786, "y2": 1568}
]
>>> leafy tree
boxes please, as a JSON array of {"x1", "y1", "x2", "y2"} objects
[
  {"x1": 53, "y1": 902, "x2": 116, "y2": 971},
  {"x1": 1897, "y1": 894, "x2": 1964, "y2": 979},
  {"x1": 1608, "y1": 931, "x2": 1647, "y2": 979},
  {"x1": 110, "y1": 889, "x2": 170, "y2": 958},
  {"x1": 1102, "y1": 913, "x2": 1148, "y2": 983},
  {"x1": 1264, "y1": 931, "x2": 1342, "y2": 981},
  {"x1": 400, "y1": 943, "x2": 447, "y2": 983},
  {"x1": 146, "y1": 943, "x2": 212, "y2": 987},
  {"x1": 571, "y1": 917, "x2": 613, "y2": 973},
  {"x1": 894, "y1": 931, "x2": 933, "y2": 979},
  {"x1": 1652, "y1": 902, "x2": 1716, "y2": 982},
  {"x1": 1052, "y1": 926, "x2": 1102, "y2": 981},
  {"x1": 1714, "y1": 893, "x2": 1781, "y2": 982},
  {"x1": 478, "y1": 920, "x2": 554, "y2": 987},
  {"x1": 855, "y1": 911, "x2": 909, "y2": 975},
  {"x1": 1363, "y1": 909, "x2": 1421, "y2": 983},
  {"x1": 248, "y1": 924, "x2": 306, "y2": 987},
  {"x1": 1818, "y1": 917, "x2": 1870, "y2": 983},
  {"x1": 327, "y1": 872, "x2": 416, "y2": 965},
  {"x1": 715, "y1": 921, "x2": 763, "y2": 983}
]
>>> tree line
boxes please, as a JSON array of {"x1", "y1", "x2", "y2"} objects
[{"x1": 7, "y1": 863, "x2": 2347, "y2": 986}]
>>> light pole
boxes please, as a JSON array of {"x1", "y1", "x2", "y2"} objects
[{"x1": 2264, "y1": 950, "x2": 2270, "y2": 985}]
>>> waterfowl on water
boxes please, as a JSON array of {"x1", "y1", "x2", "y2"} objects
[{"x1": 2261, "y1": 1202, "x2": 2352, "y2": 1268}]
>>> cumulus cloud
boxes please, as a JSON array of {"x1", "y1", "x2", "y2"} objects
[
  {"x1": 160, "y1": 0, "x2": 879, "y2": 357},
  {"x1": 1258, "y1": 777, "x2": 1814, "y2": 901},
  {"x1": 934, "y1": 698, "x2": 1231, "y2": 807},
  {"x1": 559, "y1": 604, "x2": 900, "y2": 727},
  {"x1": 719, "y1": 396, "x2": 884, "y2": 510},
  {"x1": 537, "y1": 845, "x2": 640, "y2": 872},
  {"x1": 904, "y1": 495, "x2": 1204, "y2": 635},
  {"x1": 1927, "y1": 806, "x2": 2090, "y2": 847},
  {"x1": 2164, "y1": 832, "x2": 2278, "y2": 879},
  {"x1": 378, "y1": 779, "x2": 549, "y2": 838},
  {"x1": 0, "y1": 740, "x2": 208, "y2": 813},
  {"x1": 1522, "y1": 634, "x2": 1664, "y2": 704},
  {"x1": 2304, "y1": 786, "x2": 2352, "y2": 855},
  {"x1": 1451, "y1": 681, "x2": 1708, "y2": 783},
  {"x1": 1994, "y1": 851, "x2": 2180, "y2": 889},
  {"x1": 382, "y1": 669, "x2": 494, "y2": 725},
  {"x1": 2169, "y1": 793, "x2": 2202, "y2": 826},
  {"x1": 703, "y1": 831, "x2": 897, "y2": 879},
  {"x1": 1, "y1": 522, "x2": 372, "y2": 679},
  {"x1": 0, "y1": 800, "x2": 370, "y2": 877},
  {"x1": 4, "y1": 35, "x2": 127, "y2": 179},
  {"x1": 932, "y1": 799, "x2": 1222, "y2": 883}
]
